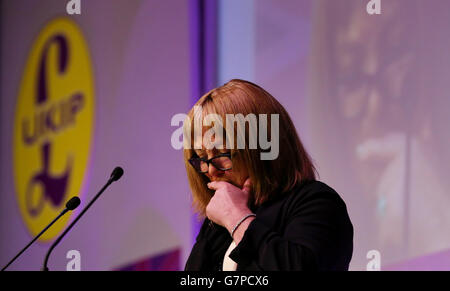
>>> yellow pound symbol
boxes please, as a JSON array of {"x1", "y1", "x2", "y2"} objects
[{"x1": 13, "y1": 17, "x2": 94, "y2": 242}]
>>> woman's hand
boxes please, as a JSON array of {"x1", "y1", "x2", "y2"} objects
[{"x1": 206, "y1": 178, "x2": 253, "y2": 234}]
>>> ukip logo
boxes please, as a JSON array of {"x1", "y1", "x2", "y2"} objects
[{"x1": 13, "y1": 18, "x2": 94, "y2": 241}]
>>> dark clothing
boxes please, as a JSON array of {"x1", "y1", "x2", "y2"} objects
[{"x1": 185, "y1": 180, "x2": 353, "y2": 271}]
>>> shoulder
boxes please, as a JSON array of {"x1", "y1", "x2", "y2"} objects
[
  {"x1": 297, "y1": 180, "x2": 345, "y2": 203},
  {"x1": 296, "y1": 180, "x2": 340, "y2": 196},
  {"x1": 283, "y1": 180, "x2": 350, "y2": 218}
]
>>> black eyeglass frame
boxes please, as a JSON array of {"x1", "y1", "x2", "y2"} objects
[{"x1": 188, "y1": 152, "x2": 233, "y2": 173}]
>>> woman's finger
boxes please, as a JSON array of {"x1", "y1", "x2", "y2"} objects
[{"x1": 242, "y1": 178, "x2": 252, "y2": 195}]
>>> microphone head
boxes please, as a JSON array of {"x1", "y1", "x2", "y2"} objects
[
  {"x1": 65, "y1": 196, "x2": 81, "y2": 210},
  {"x1": 110, "y1": 167, "x2": 124, "y2": 182}
]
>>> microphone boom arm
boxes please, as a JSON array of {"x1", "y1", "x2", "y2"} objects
[{"x1": 42, "y1": 167, "x2": 123, "y2": 271}]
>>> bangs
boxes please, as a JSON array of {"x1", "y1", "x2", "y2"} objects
[{"x1": 183, "y1": 92, "x2": 246, "y2": 152}]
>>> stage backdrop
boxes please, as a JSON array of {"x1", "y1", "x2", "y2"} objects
[
  {"x1": 308, "y1": 0, "x2": 450, "y2": 269},
  {"x1": 217, "y1": 0, "x2": 450, "y2": 270},
  {"x1": 3, "y1": 0, "x2": 450, "y2": 271},
  {"x1": 1, "y1": 0, "x2": 192, "y2": 270}
]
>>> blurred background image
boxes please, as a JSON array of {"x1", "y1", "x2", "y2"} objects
[{"x1": 1, "y1": 0, "x2": 449, "y2": 271}]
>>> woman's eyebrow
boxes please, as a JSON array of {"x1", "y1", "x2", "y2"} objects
[
  {"x1": 194, "y1": 149, "x2": 221, "y2": 158},
  {"x1": 194, "y1": 150, "x2": 205, "y2": 157}
]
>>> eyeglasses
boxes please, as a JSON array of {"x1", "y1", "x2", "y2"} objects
[{"x1": 188, "y1": 152, "x2": 233, "y2": 173}]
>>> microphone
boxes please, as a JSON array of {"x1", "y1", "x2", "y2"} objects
[
  {"x1": 1, "y1": 196, "x2": 81, "y2": 271},
  {"x1": 42, "y1": 167, "x2": 124, "y2": 271},
  {"x1": 66, "y1": 196, "x2": 82, "y2": 210},
  {"x1": 110, "y1": 166, "x2": 124, "y2": 182}
]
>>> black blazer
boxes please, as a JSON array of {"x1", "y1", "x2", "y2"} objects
[{"x1": 185, "y1": 180, "x2": 353, "y2": 271}]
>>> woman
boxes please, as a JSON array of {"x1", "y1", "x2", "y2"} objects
[{"x1": 183, "y1": 79, "x2": 353, "y2": 271}]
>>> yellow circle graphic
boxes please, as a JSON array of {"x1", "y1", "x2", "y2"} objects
[{"x1": 13, "y1": 17, "x2": 94, "y2": 242}]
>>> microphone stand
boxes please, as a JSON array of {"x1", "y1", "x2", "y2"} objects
[
  {"x1": 1, "y1": 196, "x2": 80, "y2": 271},
  {"x1": 42, "y1": 167, "x2": 123, "y2": 271}
]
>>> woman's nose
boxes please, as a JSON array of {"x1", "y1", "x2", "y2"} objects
[{"x1": 208, "y1": 162, "x2": 224, "y2": 178}]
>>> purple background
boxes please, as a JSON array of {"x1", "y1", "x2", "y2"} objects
[{"x1": 2, "y1": 0, "x2": 450, "y2": 270}]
